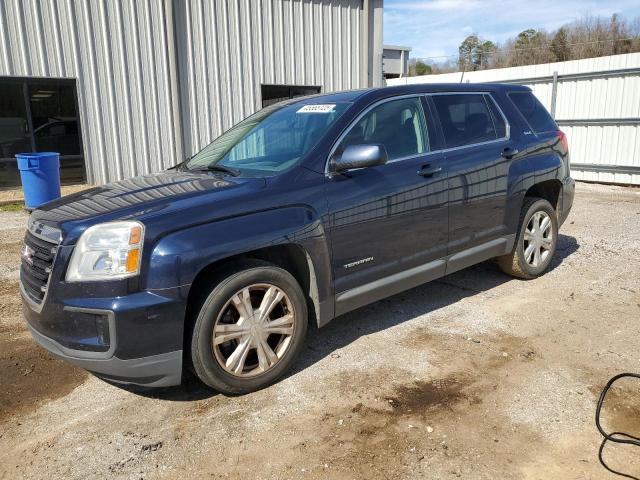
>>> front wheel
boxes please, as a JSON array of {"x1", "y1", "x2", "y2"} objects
[
  {"x1": 498, "y1": 197, "x2": 558, "y2": 279},
  {"x1": 190, "y1": 261, "x2": 308, "y2": 394}
]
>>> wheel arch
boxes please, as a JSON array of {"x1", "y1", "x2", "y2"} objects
[
  {"x1": 183, "y1": 243, "x2": 323, "y2": 352},
  {"x1": 524, "y1": 179, "x2": 563, "y2": 212}
]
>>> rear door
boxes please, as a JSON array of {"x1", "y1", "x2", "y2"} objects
[
  {"x1": 325, "y1": 95, "x2": 448, "y2": 314},
  {"x1": 429, "y1": 92, "x2": 513, "y2": 261}
]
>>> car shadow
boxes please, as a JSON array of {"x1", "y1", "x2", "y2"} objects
[
  {"x1": 288, "y1": 233, "x2": 579, "y2": 380},
  {"x1": 549, "y1": 231, "x2": 579, "y2": 272},
  {"x1": 114, "y1": 233, "x2": 579, "y2": 400},
  {"x1": 98, "y1": 369, "x2": 214, "y2": 401}
]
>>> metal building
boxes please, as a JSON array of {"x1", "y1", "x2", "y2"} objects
[
  {"x1": 0, "y1": 0, "x2": 384, "y2": 187},
  {"x1": 382, "y1": 44, "x2": 410, "y2": 79}
]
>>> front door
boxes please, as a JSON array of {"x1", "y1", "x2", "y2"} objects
[{"x1": 325, "y1": 96, "x2": 449, "y2": 315}]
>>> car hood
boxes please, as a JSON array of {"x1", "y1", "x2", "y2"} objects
[{"x1": 31, "y1": 170, "x2": 267, "y2": 244}]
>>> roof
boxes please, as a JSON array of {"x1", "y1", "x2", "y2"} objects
[
  {"x1": 353, "y1": 83, "x2": 531, "y2": 103},
  {"x1": 339, "y1": 82, "x2": 530, "y2": 99},
  {"x1": 373, "y1": 82, "x2": 532, "y2": 95},
  {"x1": 284, "y1": 83, "x2": 532, "y2": 108},
  {"x1": 383, "y1": 44, "x2": 412, "y2": 52}
]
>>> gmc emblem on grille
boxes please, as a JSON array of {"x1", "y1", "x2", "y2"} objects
[
  {"x1": 22, "y1": 244, "x2": 35, "y2": 266},
  {"x1": 29, "y1": 219, "x2": 44, "y2": 236}
]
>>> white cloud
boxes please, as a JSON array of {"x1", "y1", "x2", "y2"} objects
[
  {"x1": 384, "y1": 0, "x2": 640, "y2": 60},
  {"x1": 389, "y1": 0, "x2": 482, "y2": 12}
]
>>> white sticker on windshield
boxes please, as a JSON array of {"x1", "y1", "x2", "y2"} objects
[{"x1": 297, "y1": 104, "x2": 336, "y2": 113}]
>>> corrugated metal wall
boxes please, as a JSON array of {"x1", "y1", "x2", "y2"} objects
[
  {"x1": 0, "y1": 0, "x2": 179, "y2": 185},
  {"x1": 388, "y1": 53, "x2": 640, "y2": 185},
  {"x1": 175, "y1": 0, "x2": 364, "y2": 158},
  {"x1": 0, "y1": 0, "x2": 372, "y2": 185}
]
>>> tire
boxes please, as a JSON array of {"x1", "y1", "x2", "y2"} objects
[
  {"x1": 190, "y1": 260, "x2": 308, "y2": 395},
  {"x1": 497, "y1": 197, "x2": 558, "y2": 279}
]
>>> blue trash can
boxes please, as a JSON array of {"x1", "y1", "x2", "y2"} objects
[{"x1": 16, "y1": 152, "x2": 61, "y2": 210}]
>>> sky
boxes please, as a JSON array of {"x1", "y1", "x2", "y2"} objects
[{"x1": 384, "y1": 0, "x2": 640, "y2": 61}]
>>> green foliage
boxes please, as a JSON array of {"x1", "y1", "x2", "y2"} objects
[
  {"x1": 479, "y1": 40, "x2": 496, "y2": 67},
  {"x1": 515, "y1": 29, "x2": 539, "y2": 48},
  {"x1": 0, "y1": 202, "x2": 25, "y2": 212},
  {"x1": 408, "y1": 59, "x2": 433, "y2": 76},
  {"x1": 415, "y1": 60, "x2": 432, "y2": 75},
  {"x1": 458, "y1": 34, "x2": 480, "y2": 70},
  {"x1": 458, "y1": 35, "x2": 496, "y2": 71}
]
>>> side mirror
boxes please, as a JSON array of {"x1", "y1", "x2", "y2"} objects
[{"x1": 330, "y1": 144, "x2": 388, "y2": 173}]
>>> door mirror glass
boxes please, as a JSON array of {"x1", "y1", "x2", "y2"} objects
[{"x1": 331, "y1": 144, "x2": 388, "y2": 172}]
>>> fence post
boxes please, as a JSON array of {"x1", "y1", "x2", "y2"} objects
[{"x1": 550, "y1": 70, "x2": 559, "y2": 119}]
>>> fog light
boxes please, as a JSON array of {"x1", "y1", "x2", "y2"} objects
[{"x1": 94, "y1": 314, "x2": 110, "y2": 347}]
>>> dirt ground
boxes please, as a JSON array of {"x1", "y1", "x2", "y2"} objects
[{"x1": 1, "y1": 182, "x2": 639, "y2": 480}]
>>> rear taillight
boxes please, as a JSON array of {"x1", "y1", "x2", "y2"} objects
[{"x1": 556, "y1": 130, "x2": 569, "y2": 152}]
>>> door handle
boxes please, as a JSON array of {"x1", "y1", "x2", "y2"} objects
[
  {"x1": 501, "y1": 147, "x2": 519, "y2": 159},
  {"x1": 417, "y1": 166, "x2": 442, "y2": 177}
]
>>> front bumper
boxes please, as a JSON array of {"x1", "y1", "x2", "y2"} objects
[
  {"x1": 21, "y1": 285, "x2": 188, "y2": 387},
  {"x1": 28, "y1": 322, "x2": 182, "y2": 387}
]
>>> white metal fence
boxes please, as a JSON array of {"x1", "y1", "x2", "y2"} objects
[{"x1": 387, "y1": 53, "x2": 640, "y2": 186}]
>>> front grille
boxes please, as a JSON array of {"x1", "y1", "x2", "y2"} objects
[{"x1": 20, "y1": 230, "x2": 59, "y2": 304}]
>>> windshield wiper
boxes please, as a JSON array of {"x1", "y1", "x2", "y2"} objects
[
  {"x1": 187, "y1": 164, "x2": 241, "y2": 177},
  {"x1": 167, "y1": 159, "x2": 187, "y2": 171}
]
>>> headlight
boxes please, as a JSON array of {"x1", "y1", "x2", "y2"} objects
[{"x1": 66, "y1": 221, "x2": 144, "y2": 282}]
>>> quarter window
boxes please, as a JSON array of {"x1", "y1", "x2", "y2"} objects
[
  {"x1": 432, "y1": 94, "x2": 501, "y2": 148},
  {"x1": 337, "y1": 97, "x2": 429, "y2": 161},
  {"x1": 508, "y1": 91, "x2": 557, "y2": 134}
]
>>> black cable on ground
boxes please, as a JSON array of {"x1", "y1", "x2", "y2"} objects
[{"x1": 596, "y1": 373, "x2": 640, "y2": 480}]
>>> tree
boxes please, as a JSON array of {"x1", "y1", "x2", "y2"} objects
[
  {"x1": 478, "y1": 40, "x2": 496, "y2": 69},
  {"x1": 512, "y1": 29, "x2": 551, "y2": 65},
  {"x1": 415, "y1": 60, "x2": 432, "y2": 76},
  {"x1": 458, "y1": 34, "x2": 479, "y2": 70},
  {"x1": 458, "y1": 35, "x2": 496, "y2": 71},
  {"x1": 407, "y1": 59, "x2": 433, "y2": 76},
  {"x1": 550, "y1": 27, "x2": 570, "y2": 61},
  {"x1": 610, "y1": 13, "x2": 633, "y2": 54},
  {"x1": 515, "y1": 29, "x2": 538, "y2": 48}
]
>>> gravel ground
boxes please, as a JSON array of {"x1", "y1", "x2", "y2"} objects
[{"x1": 1, "y1": 182, "x2": 639, "y2": 480}]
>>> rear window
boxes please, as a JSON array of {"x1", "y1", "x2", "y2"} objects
[
  {"x1": 431, "y1": 94, "x2": 502, "y2": 149},
  {"x1": 508, "y1": 91, "x2": 557, "y2": 134}
]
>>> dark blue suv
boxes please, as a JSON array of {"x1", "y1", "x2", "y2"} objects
[{"x1": 21, "y1": 84, "x2": 574, "y2": 394}]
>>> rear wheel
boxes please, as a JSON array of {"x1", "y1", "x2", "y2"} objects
[
  {"x1": 498, "y1": 197, "x2": 558, "y2": 279},
  {"x1": 190, "y1": 261, "x2": 307, "y2": 394}
]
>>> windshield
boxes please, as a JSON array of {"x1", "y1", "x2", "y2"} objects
[{"x1": 185, "y1": 101, "x2": 351, "y2": 176}]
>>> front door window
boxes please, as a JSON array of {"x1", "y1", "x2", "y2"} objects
[{"x1": 337, "y1": 96, "x2": 429, "y2": 161}]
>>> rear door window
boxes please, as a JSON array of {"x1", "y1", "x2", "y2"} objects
[
  {"x1": 508, "y1": 91, "x2": 557, "y2": 134},
  {"x1": 431, "y1": 94, "x2": 500, "y2": 148}
]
